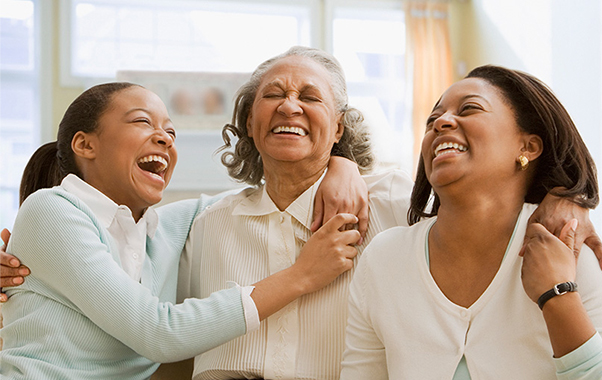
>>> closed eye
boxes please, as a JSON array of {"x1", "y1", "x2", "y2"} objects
[{"x1": 134, "y1": 118, "x2": 151, "y2": 125}]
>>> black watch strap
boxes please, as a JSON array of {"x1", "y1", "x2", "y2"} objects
[{"x1": 537, "y1": 281, "x2": 578, "y2": 310}]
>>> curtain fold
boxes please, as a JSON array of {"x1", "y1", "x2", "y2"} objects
[{"x1": 405, "y1": 1, "x2": 453, "y2": 172}]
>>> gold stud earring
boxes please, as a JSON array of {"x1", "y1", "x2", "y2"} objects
[{"x1": 517, "y1": 155, "x2": 529, "y2": 171}]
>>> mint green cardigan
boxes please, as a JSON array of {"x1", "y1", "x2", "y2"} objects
[{"x1": 0, "y1": 187, "x2": 246, "y2": 379}]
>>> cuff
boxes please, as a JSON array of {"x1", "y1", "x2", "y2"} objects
[
  {"x1": 227, "y1": 281, "x2": 260, "y2": 333},
  {"x1": 554, "y1": 332, "x2": 602, "y2": 374}
]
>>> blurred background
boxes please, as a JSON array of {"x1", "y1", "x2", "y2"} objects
[{"x1": 1, "y1": 0, "x2": 601, "y2": 230}]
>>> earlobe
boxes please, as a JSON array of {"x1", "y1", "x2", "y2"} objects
[{"x1": 72, "y1": 131, "x2": 97, "y2": 160}]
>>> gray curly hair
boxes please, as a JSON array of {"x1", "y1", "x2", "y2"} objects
[{"x1": 219, "y1": 46, "x2": 375, "y2": 186}]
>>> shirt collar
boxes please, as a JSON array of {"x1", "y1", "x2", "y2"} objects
[
  {"x1": 60, "y1": 174, "x2": 158, "y2": 238},
  {"x1": 232, "y1": 170, "x2": 326, "y2": 230}
]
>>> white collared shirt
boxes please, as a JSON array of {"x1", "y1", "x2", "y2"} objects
[
  {"x1": 179, "y1": 170, "x2": 413, "y2": 380},
  {"x1": 61, "y1": 174, "x2": 157, "y2": 282}
]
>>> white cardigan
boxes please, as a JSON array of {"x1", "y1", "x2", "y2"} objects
[{"x1": 341, "y1": 203, "x2": 602, "y2": 380}]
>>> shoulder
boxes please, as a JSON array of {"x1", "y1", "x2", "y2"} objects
[
  {"x1": 196, "y1": 186, "x2": 260, "y2": 218},
  {"x1": 362, "y1": 218, "x2": 433, "y2": 264},
  {"x1": 18, "y1": 186, "x2": 91, "y2": 220},
  {"x1": 362, "y1": 169, "x2": 414, "y2": 228},
  {"x1": 362, "y1": 169, "x2": 414, "y2": 195}
]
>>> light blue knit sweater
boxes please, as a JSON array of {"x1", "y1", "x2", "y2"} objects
[{"x1": 0, "y1": 187, "x2": 246, "y2": 379}]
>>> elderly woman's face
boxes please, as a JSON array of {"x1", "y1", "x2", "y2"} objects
[{"x1": 247, "y1": 55, "x2": 344, "y2": 170}]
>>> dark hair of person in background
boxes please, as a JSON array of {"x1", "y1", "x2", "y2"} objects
[{"x1": 409, "y1": 65, "x2": 599, "y2": 225}]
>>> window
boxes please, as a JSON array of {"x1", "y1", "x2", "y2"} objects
[
  {"x1": 61, "y1": 0, "x2": 315, "y2": 83},
  {"x1": 0, "y1": 0, "x2": 44, "y2": 228},
  {"x1": 24, "y1": 0, "x2": 407, "y2": 206}
]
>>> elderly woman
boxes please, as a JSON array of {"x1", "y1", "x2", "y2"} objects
[
  {"x1": 176, "y1": 48, "x2": 600, "y2": 380},
  {"x1": 176, "y1": 46, "x2": 414, "y2": 380},
  {"x1": 341, "y1": 65, "x2": 602, "y2": 379}
]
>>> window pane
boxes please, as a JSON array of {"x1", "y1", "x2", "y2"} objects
[
  {"x1": 0, "y1": 0, "x2": 34, "y2": 70},
  {"x1": 70, "y1": 0, "x2": 311, "y2": 77},
  {"x1": 333, "y1": 6, "x2": 411, "y2": 171},
  {"x1": 0, "y1": 0, "x2": 39, "y2": 228}
]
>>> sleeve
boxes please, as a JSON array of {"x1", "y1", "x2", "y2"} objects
[
  {"x1": 364, "y1": 169, "x2": 414, "y2": 229},
  {"x1": 553, "y1": 246, "x2": 602, "y2": 379},
  {"x1": 8, "y1": 191, "x2": 247, "y2": 363},
  {"x1": 555, "y1": 334, "x2": 602, "y2": 380},
  {"x1": 340, "y1": 251, "x2": 389, "y2": 380}
]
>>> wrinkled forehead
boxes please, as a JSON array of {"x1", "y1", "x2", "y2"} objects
[{"x1": 260, "y1": 56, "x2": 334, "y2": 91}]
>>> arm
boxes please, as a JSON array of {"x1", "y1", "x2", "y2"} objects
[
  {"x1": 340, "y1": 256, "x2": 388, "y2": 380},
  {"x1": 251, "y1": 213, "x2": 361, "y2": 320},
  {"x1": 9, "y1": 192, "x2": 247, "y2": 363},
  {"x1": 312, "y1": 156, "x2": 369, "y2": 243},
  {"x1": 0, "y1": 229, "x2": 29, "y2": 302},
  {"x1": 528, "y1": 190, "x2": 602, "y2": 267},
  {"x1": 521, "y1": 220, "x2": 600, "y2": 360}
]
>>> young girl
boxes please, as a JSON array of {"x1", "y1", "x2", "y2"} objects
[{"x1": 0, "y1": 82, "x2": 362, "y2": 379}]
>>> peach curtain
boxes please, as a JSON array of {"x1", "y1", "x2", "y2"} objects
[{"x1": 405, "y1": 1, "x2": 453, "y2": 171}]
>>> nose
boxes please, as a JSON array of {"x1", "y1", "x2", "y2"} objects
[
  {"x1": 277, "y1": 95, "x2": 303, "y2": 117},
  {"x1": 153, "y1": 129, "x2": 174, "y2": 148},
  {"x1": 433, "y1": 111, "x2": 457, "y2": 133}
]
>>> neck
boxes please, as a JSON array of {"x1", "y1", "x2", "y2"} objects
[
  {"x1": 263, "y1": 162, "x2": 327, "y2": 211},
  {"x1": 431, "y1": 189, "x2": 525, "y2": 262}
]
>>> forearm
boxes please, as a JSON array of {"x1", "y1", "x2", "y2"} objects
[
  {"x1": 251, "y1": 265, "x2": 308, "y2": 321},
  {"x1": 543, "y1": 292, "x2": 597, "y2": 358}
]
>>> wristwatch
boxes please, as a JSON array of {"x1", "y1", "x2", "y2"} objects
[{"x1": 537, "y1": 282, "x2": 578, "y2": 310}]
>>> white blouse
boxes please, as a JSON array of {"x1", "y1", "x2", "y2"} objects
[{"x1": 178, "y1": 170, "x2": 413, "y2": 380}]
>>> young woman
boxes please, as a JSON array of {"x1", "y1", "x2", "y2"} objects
[
  {"x1": 341, "y1": 65, "x2": 602, "y2": 379},
  {"x1": 0, "y1": 82, "x2": 363, "y2": 379}
]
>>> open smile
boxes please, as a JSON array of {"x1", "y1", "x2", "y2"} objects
[
  {"x1": 434, "y1": 142, "x2": 468, "y2": 158},
  {"x1": 137, "y1": 155, "x2": 168, "y2": 180},
  {"x1": 271, "y1": 126, "x2": 308, "y2": 136}
]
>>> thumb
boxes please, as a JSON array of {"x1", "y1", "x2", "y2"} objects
[
  {"x1": 1, "y1": 228, "x2": 10, "y2": 247},
  {"x1": 559, "y1": 219, "x2": 578, "y2": 256},
  {"x1": 311, "y1": 201, "x2": 324, "y2": 233}
]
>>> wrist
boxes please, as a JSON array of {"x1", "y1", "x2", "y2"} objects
[
  {"x1": 537, "y1": 281, "x2": 578, "y2": 310},
  {"x1": 282, "y1": 264, "x2": 313, "y2": 297}
]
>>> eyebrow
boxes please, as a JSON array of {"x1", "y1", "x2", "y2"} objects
[
  {"x1": 432, "y1": 94, "x2": 490, "y2": 112},
  {"x1": 261, "y1": 81, "x2": 322, "y2": 93},
  {"x1": 125, "y1": 108, "x2": 173, "y2": 124}
]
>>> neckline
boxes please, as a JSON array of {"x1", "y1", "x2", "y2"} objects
[{"x1": 421, "y1": 205, "x2": 526, "y2": 314}]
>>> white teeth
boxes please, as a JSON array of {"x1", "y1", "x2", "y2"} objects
[
  {"x1": 434, "y1": 142, "x2": 468, "y2": 157},
  {"x1": 272, "y1": 126, "x2": 307, "y2": 136},
  {"x1": 137, "y1": 155, "x2": 168, "y2": 171}
]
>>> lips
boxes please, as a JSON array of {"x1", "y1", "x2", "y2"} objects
[
  {"x1": 137, "y1": 155, "x2": 168, "y2": 179},
  {"x1": 434, "y1": 141, "x2": 468, "y2": 158},
  {"x1": 272, "y1": 125, "x2": 307, "y2": 136}
]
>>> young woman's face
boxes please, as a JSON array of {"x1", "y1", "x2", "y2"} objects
[
  {"x1": 84, "y1": 86, "x2": 177, "y2": 218},
  {"x1": 421, "y1": 78, "x2": 527, "y2": 193},
  {"x1": 246, "y1": 55, "x2": 344, "y2": 173}
]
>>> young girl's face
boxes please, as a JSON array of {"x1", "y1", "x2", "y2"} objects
[{"x1": 84, "y1": 86, "x2": 177, "y2": 219}]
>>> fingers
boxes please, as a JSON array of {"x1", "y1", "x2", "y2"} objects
[
  {"x1": 584, "y1": 234, "x2": 602, "y2": 269},
  {"x1": 558, "y1": 219, "x2": 578, "y2": 256},
  {"x1": 320, "y1": 213, "x2": 359, "y2": 234},
  {"x1": 0, "y1": 269, "x2": 26, "y2": 287}
]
